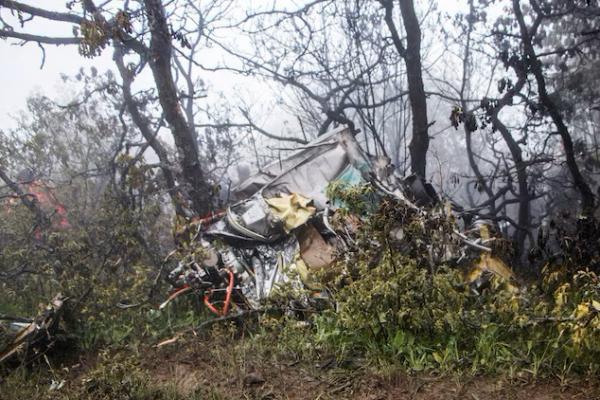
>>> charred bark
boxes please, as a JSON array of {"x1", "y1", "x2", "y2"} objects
[
  {"x1": 490, "y1": 116, "x2": 530, "y2": 256},
  {"x1": 142, "y1": 0, "x2": 212, "y2": 216},
  {"x1": 113, "y1": 45, "x2": 185, "y2": 216},
  {"x1": 381, "y1": 0, "x2": 430, "y2": 177},
  {"x1": 488, "y1": 72, "x2": 532, "y2": 258}
]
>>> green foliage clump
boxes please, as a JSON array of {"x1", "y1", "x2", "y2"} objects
[
  {"x1": 326, "y1": 180, "x2": 379, "y2": 216},
  {"x1": 290, "y1": 185, "x2": 600, "y2": 377},
  {"x1": 321, "y1": 253, "x2": 597, "y2": 375},
  {"x1": 0, "y1": 189, "x2": 192, "y2": 353}
]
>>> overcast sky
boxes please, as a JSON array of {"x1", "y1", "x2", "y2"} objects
[
  {"x1": 0, "y1": 0, "x2": 289, "y2": 135},
  {"x1": 0, "y1": 2, "x2": 111, "y2": 127},
  {"x1": 0, "y1": 1, "x2": 464, "y2": 136}
]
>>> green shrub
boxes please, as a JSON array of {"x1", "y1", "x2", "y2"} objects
[{"x1": 300, "y1": 187, "x2": 600, "y2": 377}]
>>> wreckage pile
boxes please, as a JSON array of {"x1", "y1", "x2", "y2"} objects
[
  {"x1": 162, "y1": 127, "x2": 512, "y2": 315},
  {"x1": 0, "y1": 295, "x2": 66, "y2": 367},
  {"x1": 155, "y1": 126, "x2": 599, "y2": 374},
  {"x1": 162, "y1": 126, "x2": 513, "y2": 316},
  {"x1": 1, "y1": 126, "x2": 599, "y2": 376}
]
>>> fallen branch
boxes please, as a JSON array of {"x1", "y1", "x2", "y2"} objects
[{"x1": 453, "y1": 230, "x2": 492, "y2": 252}]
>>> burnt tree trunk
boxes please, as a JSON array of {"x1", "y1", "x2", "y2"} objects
[
  {"x1": 143, "y1": 0, "x2": 212, "y2": 215},
  {"x1": 381, "y1": 0, "x2": 430, "y2": 177},
  {"x1": 491, "y1": 116, "x2": 530, "y2": 256},
  {"x1": 113, "y1": 45, "x2": 185, "y2": 216},
  {"x1": 490, "y1": 73, "x2": 532, "y2": 258}
]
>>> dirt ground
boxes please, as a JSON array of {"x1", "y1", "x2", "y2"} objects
[
  {"x1": 142, "y1": 338, "x2": 600, "y2": 400},
  {"x1": 2, "y1": 333, "x2": 599, "y2": 400}
]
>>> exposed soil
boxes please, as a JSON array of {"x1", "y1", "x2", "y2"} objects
[
  {"x1": 3, "y1": 333, "x2": 599, "y2": 400},
  {"x1": 142, "y1": 338, "x2": 600, "y2": 400}
]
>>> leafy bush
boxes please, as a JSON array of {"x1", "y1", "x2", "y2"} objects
[
  {"x1": 302, "y1": 186, "x2": 600, "y2": 377},
  {"x1": 0, "y1": 190, "x2": 189, "y2": 352},
  {"x1": 315, "y1": 256, "x2": 599, "y2": 375}
]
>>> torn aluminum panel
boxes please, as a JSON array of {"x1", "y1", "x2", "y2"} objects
[
  {"x1": 0, "y1": 294, "x2": 65, "y2": 365},
  {"x1": 225, "y1": 195, "x2": 282, "y2": 242},
  {"x1": 207, "y1": 127, "x2": 374, "y2": 243},
  {"x1": 232, "y1": 126, "x2": 372, "y2": 210},
  {"x1": 193, "y1": 237, "x2": 302, "y2": 308},
  {"x1": 164, "y1": 125, "x2": 445, "y2": 315}
]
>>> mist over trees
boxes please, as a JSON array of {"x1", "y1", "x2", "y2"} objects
[{"x1": 1, "y1": 0, "x2": 599, "y2": 263}]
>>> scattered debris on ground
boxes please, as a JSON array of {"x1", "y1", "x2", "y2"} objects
[{"x1": 0, "y1": 294, "x2": 66, "y2": 367}]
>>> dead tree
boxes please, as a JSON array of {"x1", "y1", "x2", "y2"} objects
[
  {"x1": 380, "y1": 0, "x2": 430, "y2": 177},
  {"x1": 512, "y1": 0, "x2": 595, "y2": 214},
  {"x1": 0, "y1": 0, "x2": 213, "y2": 216}
]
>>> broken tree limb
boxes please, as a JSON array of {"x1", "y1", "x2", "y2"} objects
[{"x1": 453, "y1": 230, "x2": 492, "y2": 252}]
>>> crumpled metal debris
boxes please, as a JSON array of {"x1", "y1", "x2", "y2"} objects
[
  {"x1": 265, "y1": 193, "x2": 316, "y2": 233},
  {"x1": 164, "y1": 126, "x2": 517, "y2": 315},
  {"x1": 167, "y1": 126, "x2": 373, "y2": 310},
  {"x1": 0, "y1": 294, "x2": 65, "y2": 365},
  {"x1": 467, "y1": 253, "x2": 517, "y2": 293}
]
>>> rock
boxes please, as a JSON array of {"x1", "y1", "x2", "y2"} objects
[{"x1": 243, "y1": 372, "x2": 265, "y2": 386}]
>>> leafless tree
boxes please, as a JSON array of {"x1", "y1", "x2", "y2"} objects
[{"x1": 0, "y1": 0, "x2": 214, "y2": 215}]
